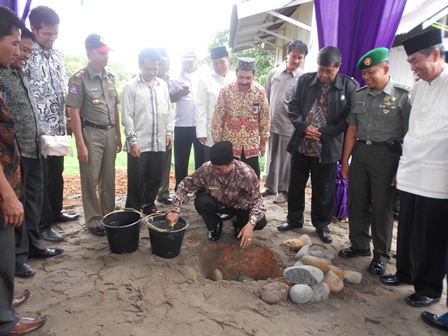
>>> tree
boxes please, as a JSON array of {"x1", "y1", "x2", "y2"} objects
[
  {"x1": 64, "y1": 55, "x2": 133, "y2": 92},
  {"x1": 204, "y1": 29, "x2": 274, "y2": 85}
]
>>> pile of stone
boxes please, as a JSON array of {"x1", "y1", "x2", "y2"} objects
[{"x1": 259, "y1": 234, "x2": 362, "y2": 305}]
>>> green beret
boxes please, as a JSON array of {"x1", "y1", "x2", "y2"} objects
[{"x1": 357, "y1": 47, "x2": 389, "y2": 70}]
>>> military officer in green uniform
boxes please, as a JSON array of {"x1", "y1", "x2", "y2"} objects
[
  {"x1": 338, "y1": 48, "x2": 411, "y2": 275},
  {"x1": 66, "y1": 34, "x2": 122, "y2": 236}
]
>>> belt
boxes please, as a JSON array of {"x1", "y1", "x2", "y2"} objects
[
  {"x1": 84, "y1": 119, "x2": 114, "y2": 130},
  {"x1": 357, "y1": 140, "x2": 387, "y2": 146}
]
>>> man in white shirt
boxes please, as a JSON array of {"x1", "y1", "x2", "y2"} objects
[
  {"x1": 380, "y1": 29, "x2": 448, "y2": 309},
  {"x1": 169, "y1": 49, "x2": 204, "y2": 188},
  {"x1": 196, "y1": 46, "x2": 235, "y2": 161},
  {"x1": 121, "y1": 48, "x2": 173, "y2": 214}
]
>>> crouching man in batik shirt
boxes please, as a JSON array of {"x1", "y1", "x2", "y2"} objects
[{"x1": 167, "y1": 141, "x2": 267, "y2": 249}]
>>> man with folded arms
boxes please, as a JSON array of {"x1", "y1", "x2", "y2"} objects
[
  {"x1": 0, "y1": 6, "x2": 47, "y2": 335},
  {"x1": 381, "y1": 29, "x2": 448, "y2": 309},
  {"x1": 167, "y1": 141, "x2": 267, "y2": 249},
  {"x1": 339, "y1": 48, "x2": 411, "y2": 275}
]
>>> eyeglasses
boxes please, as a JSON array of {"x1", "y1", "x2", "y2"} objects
[{"x1": 212, "y1": 164, "x2": 230, "y2": 174}]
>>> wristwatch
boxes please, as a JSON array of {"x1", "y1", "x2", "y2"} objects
[{"x1": 249, "y1": 219, "x2": 256, "y2": 226}]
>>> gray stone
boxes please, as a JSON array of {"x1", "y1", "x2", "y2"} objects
[
  {"x1": 210, "y1": 269, "x2": 223, "y2": 281},
  {"x1": 294, "y1": 261, "x2": 303, "y2": 267},
  {"x1": 289, "y1": 284, "x2": 313, "y2": 304},
  {"x1": 311, "y1": 283, "x2": 330, "y2": 302},
  {"x1": 309, "y1": 246, "x2": 334, "y2": 261},
  {"x1": 259, "y1": 282, "x2": 290, "y2": 304},
  {"x1": 283, "y1": 265, "x2": 324, "y2": 286},
  {"x1": 295, "y1": 244, "x2": 310, "y2": 260},
  {"x1": 344, "y1": 270, "x2": 363, "y2": 284}
]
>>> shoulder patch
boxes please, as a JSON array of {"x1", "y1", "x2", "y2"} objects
[
  {"x1": 356, "y1": 85, "x2": 368, "y2": 92},
  {"x1": 107, "y1": 71, "x2": 115, "y2": 77},
  {"x1": 74, "y1": 68, "x2": 86, "y2": 79},
  {"x1": 394, "y1": 83, "x2": 411, "y2": 92}
]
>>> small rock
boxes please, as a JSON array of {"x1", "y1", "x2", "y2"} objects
[
  {"x1": 323, "y1": 271, "x2": 344, "y2": 292},
  {"x1": 289, "y1": 284, "x2": 313, "y2": 304},
  {"x1": 344, "y1": 270, "x2": 363, "y2": 284},
  {"x1": 329, "y1": 265, "x2": 345, "y2": 279},
  {"x1": 301, "y1": 255, "x2": 331, "y2": 273},
  {"x1": 295, "y1": 244, "x2": 310, "y2": 259},
  {"x1": 294, "y1": 261, "x2": 303, "y2": 267},
  {"x1": 309, "y1": 246, "x2": 334, "y2": 261},
  {"x1": 283, "y1": 265, "x2": 324, "y2": 286},
  {"x1": 238, "y1": 276, "x2": 255, "y2": 283},
  {"x1": 259, "y1": 282, "x2": 290, "y2": 304},
  {"x1": 210, "y1": 269, "x2": 223, "y2": 281},
  {"x1": 282, "y1": 238, "x2": 304, "y2": 251},
  {"x1": 308, "y1": 246, "x2": 326, "y2": 258},
  {"x1": 298, "y1": 234, "x2": 312, "y2": 246},
  {"x1": 311, "y1": 283, "x2": 330, "y2": 302}
]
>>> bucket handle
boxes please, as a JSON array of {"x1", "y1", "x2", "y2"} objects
[
  {"x1": 104, "y1": 208, "x2": 142, "y2": 218},
  {"x1": 145, "y1": 212, "x2": 175, "y2": 232}
]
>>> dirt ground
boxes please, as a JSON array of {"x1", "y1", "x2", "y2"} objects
[{"x1": 14, "y1": 168, "x2": 448, "y2": 336}]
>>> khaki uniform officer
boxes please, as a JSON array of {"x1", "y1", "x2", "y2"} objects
[
  {"x1": 339, "y1": 48, "x2": 411, "y2": 275},
  {"x1": 66, "y1": 34, "x2": 122, "y2": 236}
]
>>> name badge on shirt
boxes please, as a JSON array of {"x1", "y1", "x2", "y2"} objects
[
  {"x1": 90, "y1": 88, "x2": 99, "y2": 92},
  {"x1": 253, "y1": 102, "x2": 260, "y2": 115}
]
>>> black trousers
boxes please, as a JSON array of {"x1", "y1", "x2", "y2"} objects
[
  {"x1": 125, "y1": 151, "x2": 164, "y2": 211},
  {"x1": 15, "y1": 157, "x2": 46, "y2": 264},
  {"x1": 0, "y1": 219, "x2": 20, "y2": 334},
  {"x1": 396, "y1": 191, "x2": 448, "y2": 298},
  {"x1": 194, "y1": 192, "x2": 267, "y2": 231},
  {"x1": 174, "y1": 126, "x2": 204, "y2": 187},
  {"x1": 39, "y1": 155, "x2": 64, "y2": 233},
  {"x1": 287, "y1": 152, "x2": 337, "y2": 231},
  {"x1": 240, "y1": 149, "x2": 260, "y2": 179}
]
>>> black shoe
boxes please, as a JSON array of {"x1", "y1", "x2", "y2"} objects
[
  {"x1": 316, "y1": 229, "x2": 332, "y2": 244},
  {"x1": 30, "y1": 248, "x2": 64, "y2": 259},
  {"x1": 157, "y1": 197, "x2": 173, "y2": 205},
  {"x1": 338, "y1": 247, "x2": 372, "y2": 258},
  {"x1": 277, "y1": 222, "x2": 302, "y2": 231},
  {"x1": 380, "y1": 274, "x2": 407, "y2": 286},
  {"x1": 405, "y1": 293, "x2": 440, "y2": 307},
  {"x1": 88, "y1": 225, "x2": 106, "y2": 236},
  {"x1": 15, "y1": 263, "x2": 36, "y2": 278},
  {"x1": 40, "y1": 228, "x2": 63, "y2": 242},
  {"x1": 207, "y1": 222, "x2": 223, "y2": 241},
  {"x1": 54, "y1": 213, "x2": 79, "y2": 222},
  {"x1": 260, "y1": 188, "x2": 275, "y2": 197},
  {"x1": 421, "y1": 312, "x2": 448, "y2": 331},
  {"x1": 368, "y1": 260, "x2": 386, "y2": 275}
]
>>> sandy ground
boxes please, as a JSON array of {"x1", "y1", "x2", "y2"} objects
[{"x1": 14, "y1": 169, "x2": 448, "y2": 336}]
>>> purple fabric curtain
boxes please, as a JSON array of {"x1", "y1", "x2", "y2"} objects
[
  {"x1": 0, "y1": 0, "x2": 18, "y2": 12},
  {"x1": 315, "y1": 0, "x2": 407, "y2": 84},
  {"x1": 0, "y1": 0, "x2": 32, "y2": 20}
]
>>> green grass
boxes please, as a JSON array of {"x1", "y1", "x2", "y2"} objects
[{"x1": 63, "y1": 126, "x2": 265, "y2": 174}]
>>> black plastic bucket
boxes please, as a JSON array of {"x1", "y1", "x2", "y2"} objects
[
  {"x1": 145, "y1": 214, "x2": 189, "y2": 259},
  {"x1": 102, "y1": 209, "x2": 142, "y2": 254}
]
